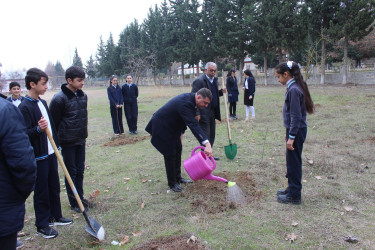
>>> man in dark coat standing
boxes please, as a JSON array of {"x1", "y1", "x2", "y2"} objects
[
  {"x1": 0, "y1": 98, "x2": 37, "y2": 249},
  {"x1": 146, "y1": 88, "x2": 213, "y2": 192},
  {"x1": 191, "y1": 62, "x2": 226, "y2": 160}
]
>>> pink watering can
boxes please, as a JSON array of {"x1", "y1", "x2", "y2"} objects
[{"x1": 183, "y1": 146, "x2": 227, "y2": 183}]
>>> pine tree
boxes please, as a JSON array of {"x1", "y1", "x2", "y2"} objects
[
  {"x1": 72, "y1": 48, "x2": 83, "y2": 69},
  {"x1": 85, "y1": 55, "x2": 96, "y2": 79}
]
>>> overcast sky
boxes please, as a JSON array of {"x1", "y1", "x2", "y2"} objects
[{"x1": 0, "y1": 0, "x2": 164, "y2": 75}]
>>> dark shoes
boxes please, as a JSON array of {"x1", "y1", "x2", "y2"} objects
[
  {"x1": 133, "y1": 130, "x2": 138, "y2": 134},
  {"x1": 71, "y1": 206, "x2": 85, "y2": 213},
  {"x1": 214, "y1": 157, "x2": 220, "y2": 161},
  {"x1": 277, "y1": 194, "x2": 301, "y2": 205},
  {"x1": 277, "y1": 187, "x2": 289, "y2": 196},
  {"x1": 49, "y1": 217, "x2": 73, "y2": 227},
  {"x1": 82, "y1": 199, "x2": 96, "y2": 208},
  {"x1": 16, "y1": 240, "x2": 24, "y2": 249},
  {"x1": 36, "y1": 226, "x2": 58, "y2": 239},
  {"x1": 170, "y1": 184, "x2": 183, "y2": 192},
  {"x1": 179, "y1": 178, "x2": 193, "y2": 184}
]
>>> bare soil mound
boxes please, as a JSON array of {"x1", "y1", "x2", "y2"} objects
[
  {"x1": 182, "y1": 171, "x2": 262, "y2": 214},
  {"x1": 103, "y1": 135, "x2": 150, "y2": 147},
  {"x1": 133, "y1": 235, "x2": 207, "y2": 250}
]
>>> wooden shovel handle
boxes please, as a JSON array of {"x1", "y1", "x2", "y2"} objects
[
  {"x1": 222, "y1": 77, "x2": 232, "y2": 140},
  {"x1": 45, "y1": 127, "x2": 86, "y2": 212}
]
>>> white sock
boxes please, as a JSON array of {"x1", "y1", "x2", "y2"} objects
[
  {"x1": 245, "y1": 106, "x2": 250, "y2": 117},
  {"x1": 250, "y1": 106, "x2": 255, "y2": 117}
]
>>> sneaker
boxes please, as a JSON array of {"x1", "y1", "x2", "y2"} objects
[
  {"x1": 133, "y1": 130, "x2": 138, "y2": 134},
  {"x1": 129, "y1": 131, "x2": 134, "y2": 135},
  {"x1": 277, "y1": 187, "x2": 289, "y2": 196},
  {"x1": 82, "y1": 199, "x2": 96, "y2": 208},
  {"x1": 277, "y1": 194, "x2": 301, "y2": 205},
  {"x1": 233, "y1": 115, "x2": 238, "y2": 120},
  {"x1": 16, "y1": 240, "x2": 24, "y2": 249},
  {"x1": 36, "y1": 226, "x2": 58, "y2": 239},
  {"x1": 49, "y1": 217, "x2": 73, "y2": 226}
]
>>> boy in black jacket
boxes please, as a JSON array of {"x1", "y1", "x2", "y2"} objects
[
  {"x1": 19, "y1": 68, "x2": 72, "y2": 239},
  {"x1": 49, "y1": 66, "x2": 95, "y2": 213}
]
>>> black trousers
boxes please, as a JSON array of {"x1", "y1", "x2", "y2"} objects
[
  {"x1": 110, "y1": 106, "x2": 124, "y2": 134},
  {"x1": 34, "y1": 154, "x2": 62, "y2": 228},
  {"x1": 163, "y1": 141, "x2": 182, "y2": 187},
  {"x1": 229, "y1": 102, "x2": 237, "y2": 116},
  {"x1": 286, "y1": 127, "x2": 307, "y2": 199},
  {"x1": 124, "y1": 102, "x2": 138, "y2": 132},
  {"x1": 0, "y1": 232, "x2": 17, "y2": 250},
  {"x1": 199, "y1": 110, "x2": 216, "y2": 146},
  {"x1": 62, "y1": 144, "x2": 85, "y2": 208}
]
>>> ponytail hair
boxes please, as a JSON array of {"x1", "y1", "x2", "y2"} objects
[
  {"x1": 275, "y1": 61, "x2": 314, "y2": 114},
  {"x1": 227, "y1": 69, "x2": 235, "y2": 77}
]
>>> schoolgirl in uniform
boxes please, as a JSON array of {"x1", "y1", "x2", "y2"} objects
[
  {"x1": 243, "y1": 69, "x2": 256, "y2": 120},
  {"x1": 275, "y1": 61, "x2": 314, "y2": 205}
]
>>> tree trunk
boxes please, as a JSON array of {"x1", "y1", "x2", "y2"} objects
[
  {"x1": 320, "y1": 38, "x2": 326, "y2": 84},
  {"x1": 169, "y1": 65, "x2": 172, "y2": 85},
  {"x1": 196, "y1": 61, "x2": 200, "y2": 77},
  {"x1": 239, "y1": 59, "x2": 244, "y2": 86},
  {"x1": 342, "y1": 37, "x2": 348, "y2": 84},
  {"x1": 181, "y1": 62, "x2": 185, "y2": 85},
  {"x1": 264, "y1": 55, "x2": 268, "y2": 86}
]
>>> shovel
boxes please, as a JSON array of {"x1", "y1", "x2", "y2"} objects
[
  {"x1": 45, "y1": 127, "x2": 105, "y2": 241},
  {"x1": 221, "y1": 77, "x2": 237, "y2": 159}
]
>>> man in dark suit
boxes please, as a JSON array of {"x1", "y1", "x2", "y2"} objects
[
  {"x1": 191, "y1": 62, "x2": 226, "y2": 160},
  {"x1": 146, "y1": 88, "x2": 213, "y2": 192}
]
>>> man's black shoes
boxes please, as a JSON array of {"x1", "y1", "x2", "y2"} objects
[
  {"x1": 49, "y1": 217, "x2": 73, "y2": 227},
  {"x1": 170, "y1": 184, "x2": 183, "y2": 192},
  {"x1": 277, "y1": 194, "x2": 301, "y2": 205},
  {"x1": 214, "y1": 157, "x2": 220, "y2": 161},
  {"x1": 277, "y1": 187, "x2": 289, "y2": 196},
  {"x1": 36, "y1": 226, "x2": 58, "y2": 239},
  {"x1": 179, "y1": 178, "x2": 193, "y2": 184}
]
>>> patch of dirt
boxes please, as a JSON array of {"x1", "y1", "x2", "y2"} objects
[
  {"x1": 103, "y1": 135, "x2": 150, "y2": 147},
  {"x1": 133, "y1": 235, "x2": 207, "y2": 250},
  {"x1": 183, "y1": 171, "x2": 262, "y2": 214},
  {"x1": 360, "y1": 137, "x2": 375, "y2": 143},
  {"x1": 366, "y1": 95, "x2": 375, "y2": 98}
]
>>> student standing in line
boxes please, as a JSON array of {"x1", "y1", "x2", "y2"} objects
[
  {"x1": 7, "y1": 81, "x2": 25, "y2": 107},
  {"x1": 49, "y1": 66, "x2": 95, "y2": 213},
  {"x1": 107, "y1": 75, "x2": 124, "y2": 136},
  {"x1": 19, "y1": 68, "x2": 73, "y2": 239},
  {"x1": 122, "y1": 74, "x2": 138, "y2": 134},
  {"x1": 243, "y1": 69, "x2": 256, "y2": 121},
  {"x1": 275, "y1": 61, "x2": 314, "y2": 205},
  {"x1": 226, "y1": 70, "x2": 239, "y2": 119}
]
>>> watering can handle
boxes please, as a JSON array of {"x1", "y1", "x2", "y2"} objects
[{"x1": 191, "y1": 146, "x2": 217, "y2": 170}]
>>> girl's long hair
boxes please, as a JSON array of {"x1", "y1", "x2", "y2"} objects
[
  {"x1": 275, "y1": 62, "x2": 314, "y2": 114},
  {"x1": 227, "y1": 69, "x2": 235, "y2": 77}
]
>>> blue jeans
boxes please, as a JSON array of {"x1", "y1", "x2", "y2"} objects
[
  {"x1": 62, "y1": 144, "x2": 85, "y2": 207},
  {"x1": 286, "y1": 127, "x2": 307, "y2": 199}
]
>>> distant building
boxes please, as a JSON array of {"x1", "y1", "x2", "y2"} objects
[
  {"x1": 178, "y1": 62, "x2": 203, "y2": 75},
  {"x1": 244, "y1": 55, "x2": 257, "y2": 71}
]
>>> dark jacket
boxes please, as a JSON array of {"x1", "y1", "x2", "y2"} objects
[
  {"x1": 226, "y1": 76, "x2": 239, "y2": 103},
  {"x1": 191, "y1": 74, "x2": 223, "y2": 121},
  {"x1": 0, "y1": 93, "x2": 6, "y2": 99},
  {"x1": 7, "y1": 95, "x2": 25, "y2": 103},
  {"x1": 49, "y1": 84, "x2": 88, "y2": 147},
  {"x1": 122, "y1": 83, "x2": 138, "y2": 104},
  {"x1": 145, "y1": 93, "x2": 208, "y2": 156},
  {"x1": 19, "y1": 96, "x2": 60, "y2": 160},
  {"x1": 283, "y1": 80, "x2": 307, "y2": 137},
  {"x1": 107, "y1": 85, "x2": 123, "y2": 107},
  {"x1": 243, "y1": 76, "x2": 256, "y2": 106},
  {"x1": 0, "y1": 98, "x2": 37, "y2": 237}
]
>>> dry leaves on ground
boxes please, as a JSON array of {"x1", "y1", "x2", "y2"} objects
[
  {"x1": 285, "y1": 233, "x2": 298, "y2": 243},
  {"x1": 344, "y1": 206, "x2": 354, "y2": 212},
  {"x1": 141, "y1": 201, "x2": 145, "y2": 208},
  {"x1": 132, "y1": 231, "x2": 142, "y2": 237},
  {"x1": 119, "y1": 235, "x2": 131, "y2": 246},
  {"x1": 291, "y1": 222, "x2": 299, "y2": 227},
  {"x1": 187, "y1": 235, "x2": 197, "y2": 244},
  {"x1": 124, "y1": 177, "x2": 131, "y2": 181},
  {"x1": 90, "y1": 190, "x2": 100, "y2": 198},
  {"x1": 315, "y1": 176, "x2": 323, "y2": 180}
]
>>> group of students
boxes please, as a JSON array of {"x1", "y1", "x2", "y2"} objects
[
  {"x1": 107, "y1": 74, "x2": 138, "y2": 136},
  {"x1": 0, "y1": 66, "x2": 94, "y2": 249},
  {"x1": 225, "y1": 69, "x2": 256, "y2": 121}
]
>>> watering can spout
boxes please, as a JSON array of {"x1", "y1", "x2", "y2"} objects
[{"x1": 202, "y1": 173, "x2": 227, "y2": 183}]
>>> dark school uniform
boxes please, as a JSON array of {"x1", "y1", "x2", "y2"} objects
[
  {"x1": 107, "y1": 84, "x2": 124, "y2": 134},
  {"x1": 283, "y1": 79, "x2": 308, "y2": 200},
  {"x1": 122, "y1": 83, "x2": 138, "y2": 133},
  {"x1": 244, "y1": 76, "x2": 256, "y2": 106}
]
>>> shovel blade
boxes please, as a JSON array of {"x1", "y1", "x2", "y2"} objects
[
  {"x1": 224, "y1": 143, "x2": 237, "y2": 160},
  {"x1": 84, "y1": 215, "x2": 105, "y2": 241}
]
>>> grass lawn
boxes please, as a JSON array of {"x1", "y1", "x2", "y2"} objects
[{"x1": 21, "y1": 83, "x2": 375, "y2": 249}]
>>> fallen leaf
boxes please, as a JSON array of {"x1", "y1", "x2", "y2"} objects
[
  {"x1": 17, "y1": 232, "x2": 27, "y2": 237},
  {"x1": 315, "y1": 176, "x2": 322, "y2": 180},
  {"x1": 187, "y1": 235, "x2": 197, "y2": 244},
  {"x1": 344, "y1": 206, "x2": 354, "y2": 212},
  {"x1": 89, "y1": 240, "x2": 102, "y2": 245},
  {"x1": 325, "y1": 144, "x2": 330, "y2": 148},
  {"x1": 72, "y1": 214, "x2": 79, "y2": 219},
  {"x1": 141, "y1": 179, "x2": 148, "y2": 183},
  {"x1": 141, "y1": 201, "x2": 145, "y2": 208},
  {"x1": 123, "y1": 177, "x2": 131, "y2": 181},
  {"x1": 119, "y1": 198, "x2": 125, "y2": 201},
  {"x1": 344, "y1": 236, "x2": 359, "y2": 243},
  {"x1": 285, "y1": 233, "x2": 298, "y2": 243},
  {"x1": 90, "y1": 190, "x2": 100, "y2": 198},
  {"x1": 306, "y1": 159, "x2": 314, "y2": 165},
  {"x1": 291, "y1": 222, "x2": 299, "y2": 227},
  {"x1": 115, "y1": 150, "x2": 120, "y2": 153},
  {"x1": 302, "y1": 179, "x2": 307, "y2": 183},
  {"x1": 119, "y1": 235, "x2": 130, "y2": 246},
  {"x1": 132, "y1": 230, "x2": 142, "y2": 237},
  {"x1": 327, "y1": 175, "x2": 334, "y2": 179},
  {"x1": 104, "y1": 189, "x2": 109, "y2": 193}
]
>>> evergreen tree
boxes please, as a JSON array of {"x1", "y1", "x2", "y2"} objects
[
  {"x1": 72, "y1": 48, "x2": 83, "y2": 69},
  {"x1": 329, "y1": 0, "x2": 375, "y2": 84},
  {"x1": 55, "y1": 61, "x2": 65, "y2": 76},
  {"x1": 85, "y1": 55, "x2": 97, "y2": 79},
  {"x1": 95, "y1": 36, "x2": 108, "y2": 77},
  {"x1": 199, "y1": 0, "x2": 219, "y2": 63}
]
